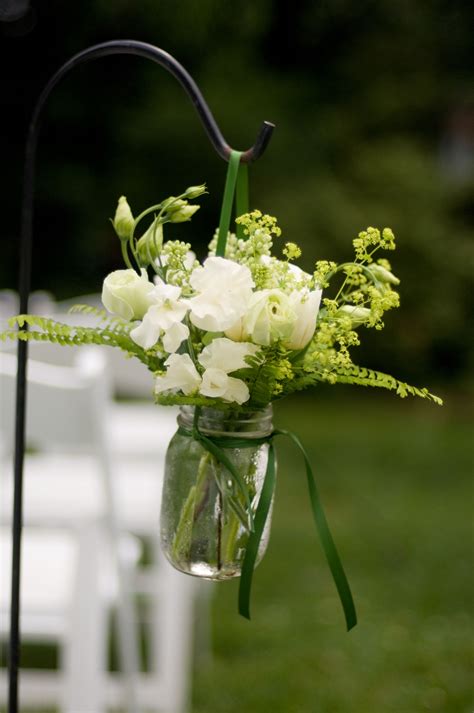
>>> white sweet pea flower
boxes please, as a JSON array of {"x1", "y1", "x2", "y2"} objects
[
  {"x1": 155, "y1": 353, "x2": 201, "y2": 396},
  {"x1": 188, "y1": 257, "x2": 254, "y2": 331},
  {"x1": 200, "y1": 368, "x2": 250, "y2": 405},
  {"x1": 130, "y1": 281, "x2": 188, "y2": 350},
  {"x1": 102, "y1": 268, "x2": 155, "y2": 321},
  {"x1": 162, "y1": 321, "x2": 190, "y2": 353},
  {"x1": 198, "y1": 337, "x2": 259, "y2": 373},
  {"x1": 285, "y1": 288, "x2": 323, "y2": 350}
]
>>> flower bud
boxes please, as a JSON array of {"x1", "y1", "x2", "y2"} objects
[
  {"x1": 162, "y1": 197, "x2": 187, "y2": 213},
  {"x1": 136, "y1": 221, "x2": 163, "y2": 265},
  {"x1": 113, "y1": 196, "x2": 134, "y2": 241},
  {"x1": 338, "y1": 305, "x2": 371, "y2": 325},
  {"x1": 367, "y1": 264, "x2": 400, "y2": 285},
  {"x1": 168, "y1": 204, "x2": 200, "y2": 223},
  {"x1": 184, "y1": 184, "x2": 207, "y2": 199}
]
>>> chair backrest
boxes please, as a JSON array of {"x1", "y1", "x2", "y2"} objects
[{"x1": 0, "y1": 347, "x2": 111, "y2": 458}]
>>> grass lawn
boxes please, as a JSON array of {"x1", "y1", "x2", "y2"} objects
[
  {"x1": 1, "y1": 388, "x2": 471, "y2": 712},
  {"x1": 192, "y1": 388, "x2": 473, "y2": 713}
]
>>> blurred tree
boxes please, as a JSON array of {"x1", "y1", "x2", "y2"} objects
[{"x1": 0, "y1": 0, "x2": 472, "y2": 384}]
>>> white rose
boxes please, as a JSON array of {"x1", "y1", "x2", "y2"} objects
[
  {"x1": 102, "y1": 268, "x2": 155, "y2": 321},
  {"x1": 198, "y1": 337, "x2": 259, "y2": 373},
  {"x1": 154, "y1": 353, "x2": 201, "y2": 396},
  {"x1": 285, "y1": 289, "x2": 322, "y2": 350},
  {"x1": 241, "y1": 289, "x2": 297, "y2": 346},
  {"x1": 188, "y1": 257, "x2": 254, "y2": 331},
  {"x1": 200, "y1": 368, "x2": 250, "y2": 405}
]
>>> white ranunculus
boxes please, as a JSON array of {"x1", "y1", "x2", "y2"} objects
[
  {"x1": 154, "y1": 353, "x2": 201, "y2": 396},
  {"x1": 102, "y1": 268, "x2": 155, "y2": 321},
  {"x1": 199, "y1": 368, "x2": 250, "y2": 405},
  {"x1": 241, "y1": 289, "x2": 297, "y2": 346},
  {"x1": 285, "y1": 289, "x2": 323, "y2": 350},
  {"x1": 198, "y1": 337, "x2": 259, "y2": 373},
  {"x1": 188, "y1": 257, "x2": 254, "y2": 332},
  {"x1": 130, "y1": 281, "x2": 189, "y2": 350}
]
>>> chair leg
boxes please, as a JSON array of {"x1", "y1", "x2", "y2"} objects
[
  {"x1": 61, "y1": 523, "x2": 107, "y2": 713},
  {"x1": 113, "y1": 543, "x2": 141, "y2": 713}
]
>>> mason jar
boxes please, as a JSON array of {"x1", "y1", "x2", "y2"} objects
[{"x1": 160, "y1": 405, "x2": 274, "y2": 580}]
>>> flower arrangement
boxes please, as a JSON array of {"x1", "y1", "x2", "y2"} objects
[{"x1": 2, "y1": 173, "x2": 442, "y2": 631}]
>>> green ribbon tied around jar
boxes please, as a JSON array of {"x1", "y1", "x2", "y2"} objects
[{"x1": 178, "y1": 406, "x2": 357, "y2": 632}]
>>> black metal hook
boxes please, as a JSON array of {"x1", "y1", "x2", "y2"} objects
[
  {"x1": 29, "y1": 40, "x2": 275, "y2": 164},
  {"x1": 8, "y1": 39, "x2": 275, "y2": 713}
]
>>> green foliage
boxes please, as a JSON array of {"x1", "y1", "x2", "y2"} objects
[{"x1": 2, "y1": 314, "x2": 163, "y2": 372}]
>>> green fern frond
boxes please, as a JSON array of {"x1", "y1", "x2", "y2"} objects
[
  {"x1": 2, "y1": 314, "x2": 162, "y2": 373},
  {"x1": 68, "y1": 304, "x2": 132, "y2": 334},
  {"x1": 286, "y1": 363, "x2": 442, "y2": 404},
  {"x1": 331, "y1": 365, "x2": 442, "y2": 404},
  {"x1": 68, "y1": 304, "x2": 108, "y2": 319}
]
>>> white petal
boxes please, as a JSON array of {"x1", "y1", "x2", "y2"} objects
[
  {"x1": 130, "y1": 314, "x2": 162, "y2": 350},
  {"x1": 285, "y1": 289, "x2": 322, "y2": 350},
  {"x1": 155, "y1": 353, "x2": 201, "y2": 395},
  {"x1": 222, "y1": 376, "x2": 250, "y2": 404},
  {"x1": 199, "y1": 368, "x2": 229, "y2": 398},
  {"x1": 162, "y1": 321, "x2": 190, "y2": 353},
  {"x1": 198, "y1": 337, "x2": 259, "y2": 373}
]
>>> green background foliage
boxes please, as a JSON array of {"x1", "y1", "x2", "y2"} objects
[{"x1": 1, "y1": 0, "x2": 473, "y2": 387}]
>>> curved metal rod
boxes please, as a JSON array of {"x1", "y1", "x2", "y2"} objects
[
  {"x1": 8, "y1": 39, "x2": 275, "y2": 713},
  {"x1": 30, "y1": 40, "x2": 275, "y2": 164}
]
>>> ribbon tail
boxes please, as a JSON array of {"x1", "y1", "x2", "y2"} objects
[
  {"x1": 238, "y1": 441, "x2": 277, "y2": 620},
  {"x1": 275, "y1": 429, "x2": 357, "y2": 632}
]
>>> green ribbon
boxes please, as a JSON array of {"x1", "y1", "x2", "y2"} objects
[
  {"x1": 178, "y1": 418, "x2": 357, "y2": 632},
  {"x1": 216, "y1": 150, "x2": 249, "y2": 256}
]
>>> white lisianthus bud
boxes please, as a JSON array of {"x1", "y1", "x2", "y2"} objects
[
  {"x1": 284, "y1": 289, "x2": 322, "y2": 350},
  {"x1": 168, "y1": 204, "x2": 200, "y2": 223},
  {"x1": 198, "y1": 337, "x2": 259, "y2": 373},
  {"x1": 199, "y1": 368, "x2": 250, "y2": 405},
  {"x1": 162, "y1": 197, "x2": 186, "y2": 212},
  {"x1": 184, "y1": 184, "x2": 207, "y2": 199},
  {"x1": 367, "y1": 264, "x2": 400, "y2": 285},
  {"x1": 113, "y1": 196, "x2": 134, "y2": 241},
  {"x1": 241, "y1": 289, "x2": 297, "y2": 346},
  {"x1": 102, "y1": 268, "x2": 154, "y2": 321},
  {"x1": 155, "y1": 353, "x2": 201, "y2": 396},
  {"x1": 136, "y1": 221, "x2": 163, "y2": 265},
  {"x1": 188, "y1": 257, "x2": 254, "y2": 332},
  {"x1": 338, "y1": 305, "x2": 371, "y2": 325}
]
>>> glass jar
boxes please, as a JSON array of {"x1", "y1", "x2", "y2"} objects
[{"x1": 160, "y1": 405, "x2": 274, "y2": 580}]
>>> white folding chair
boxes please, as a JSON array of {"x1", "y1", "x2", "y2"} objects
[
  {"x1": 0, "y1": 348, "x2": 142, "y2": 713},
  {"x1": 0, "y1": 343, "x2": 200, "y2": 713}
]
